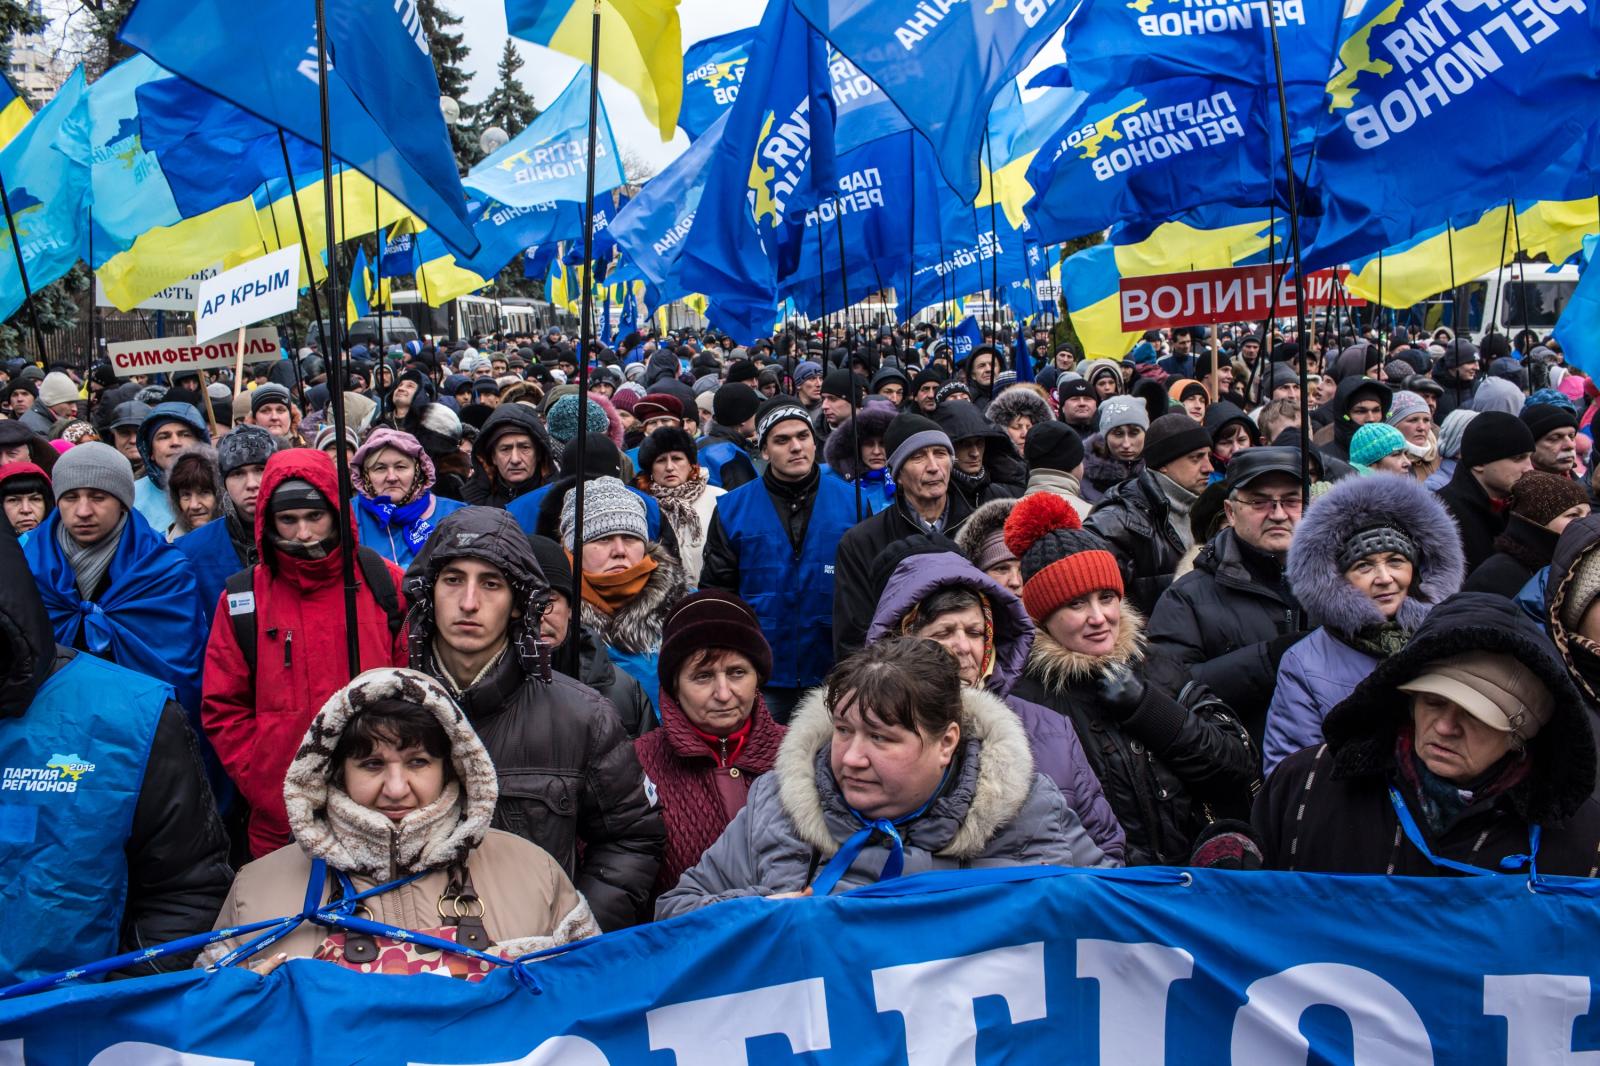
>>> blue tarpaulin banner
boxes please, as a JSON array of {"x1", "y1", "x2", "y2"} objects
[{"x1": 3, "y1": 865, "x2": 1597, "y2": 1064}]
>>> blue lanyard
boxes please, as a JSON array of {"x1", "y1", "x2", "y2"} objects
[
  {"x1": 1387, "y1": 785, "x2": 1540, "y2": 876},
  {"x1": 810, "y1": 762, "x2": 955, "y2": 897}
]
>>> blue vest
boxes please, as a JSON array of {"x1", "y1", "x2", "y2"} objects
[
  {"x1": 0, "y1": 653, "x2": 168, "y2": 984},
  {"x1": 699, "y1": 439, "x2": 749, "y2": 489},
  {"x1": 716, "y1": 473, "x2": 856, "y2": 688},
  {"x1": 174, "y1": 516, "x2": 248, "y2": 625},
  {"x1": 507, "y1": 483, "x2": 664, "y2": 541}
]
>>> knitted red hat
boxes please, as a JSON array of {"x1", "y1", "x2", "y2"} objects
[{"x1": 1003, "y1": 493, "x2": 1123, "y2": 623}]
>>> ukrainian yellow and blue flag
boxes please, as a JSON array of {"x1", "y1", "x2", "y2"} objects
[{"x1": 0, "y1": 74, "x2": 32, "y2": 150}]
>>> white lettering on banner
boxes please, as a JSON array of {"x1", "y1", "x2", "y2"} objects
[
  {"x1": 1138, "y1": 0, "x2": 1306, "y2": 36},
  {"x1": 829, "y1": 56, "x2": 881, "y2": 107},
  {"x1": 1080, "y1": 92, "x2": 1245, "y2": 182},
  {"x1": 1122, "y1": 289, "x2": 1149, "y2": 323},
  {"x1": 488, "y1": 202, "x2": 557, "y2": 228},
  {"x1": 106, "y1": 328, "x2": 282, "y2": 378},
  {"x1": 651, "y1": 211, "x2": 696, "y2": 257},
  {"x1": 804, "y1": 168, "x2": 885, "y2": 226},
  {"x1": 194, "y1": 245, "x2": 302, "y2": 339},
  {"x1": 748, "y1": 98, "x2": 815, "y2": 227},
  {"x1": 1120, "y1": 264, "x2": 1361, "y2": 328},
  {"x1": 1230, "y1": 963, "x2": 1433, "y2": 1063},
  {"x1": 494, "y1": 136, "x2": 612, "y2": 186},
  {"x1": 896, "y1": 0, "x2": 1057, "y2": 50},
  {"x1": 872, "y1": 943, "x2": 1047, "y2": 1066},
  {"x1": 1483, "y1": 974, "x2": 1600, "y2": 1064},
  {"x1": 1077, "y1": 941, "x2": 1194, "y2": 1066},
  {"x1": 1342, "y1": 0, "x2": 1584, "y2": 148},
  {"x1": 646, "y1": 978, "x2": 831, "y2": 1066},
  {"x1": 394, "y1": 0, "x2": 428, "y2": 54}
]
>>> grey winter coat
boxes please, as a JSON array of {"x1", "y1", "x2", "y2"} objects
[
  {"x1": 656, "y1": 685, "x2": 1105, "y2": 917},
  {"x1": 864, "y1": 551, "x2": 1126, "y2": 862},
  {"x1": 1262, "y1": 474, "x2": 1465, "y2": 775}
]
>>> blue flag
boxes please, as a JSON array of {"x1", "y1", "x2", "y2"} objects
[
  {"x1": 793, "y1": 0, "x2": 1071, "y2": 200},
  {"x1": 416, "y1": 199, "x2": 582, "y2": 284},
  {"x1": 950, "y1": 314, "x2": 983, "y2": 358},
  {"x1": 1024, "y1": 78, "x2": 1276, "y2": 246},
  {"x1": 1555, "y1": 236, "x2": 1600, "y2": 380},
  {"x1": 829, "y1": 49, "x2": 911, "y2": 155},
  {"x1": 119, "y1": 0, "x2": 477, "y2": 255},
  {"x1": 464, "y1": 68, "x2": 624, "y2": 208},
  {"x1": 1015, "y1": 323, "x2": 1034, "y2": 381},
  {"x1": 681, "y1": 28, "x2": 751, "y2": 140},
  {"x1": 381, "y1": 230, "x2": 418, "y2": 277},
  {"x1": 617, "y1": 284, "x2": 639, "y2": 337},
  {"x1": 0, "y1": 68, "x2": 90, "y2": 322},
  {"x1": 610, "y1": 110, "x2": 725, "y2": 293},
  {"x1": 677, "y1": 0, "x2": 838, "y2": 342},
  {"x1": 1301, "y1": 0, "x2": 1600, "y2": 270}
]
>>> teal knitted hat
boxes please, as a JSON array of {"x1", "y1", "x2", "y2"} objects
[{"x1": 1349, "y1": 421, "x2": 1407, "y2": 468}]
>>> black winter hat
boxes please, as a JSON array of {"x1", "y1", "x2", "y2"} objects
[
  {"x1": 1143, "y1": 412, "x2": 1213, "y2": 470},
  {"x1": 657, "y1": 590, "x2": 773, "y2": 699},
  {"x1": 1461, "y1": 411, "x2": 1536, "y2": 467},
  {"x1": 1057, "y1": 377, "x2": 1094, "y2": 402},
  {"x1": 527, "y1": 533, "x2": 574, "y2": 603},
  {"x1": 883, "y1": 412, "x2": 953, "y2": 478},
  {"x1": 639, "y1": 426, "x2": 698, "y2": 475},
  {"x1": 821, "y1": 368, "x2": 866, "y2": 401},
  {"x1": 712, "y1": 384, "x2": 762, "y2": 428},
  {"x1": 1521, "y1": 402, "x2": 1579, "y2": 442},
  {"x1": 558, "y1": 432, "x2": 623, "y2": 481},
  {"x1": 725, "y1": 359, "x2": 759, "y2": 385},
  {"x1": 1024, "y1": 421, "x2": 1084, "y2": 474}
]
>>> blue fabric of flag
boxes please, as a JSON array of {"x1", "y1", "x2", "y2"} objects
[
  {"x1": 381, "y1": 230, "x2": 418, "y2": 277},
  {"x1": 0, "y1": 68, "x2": 90, "y2": 322},
  {"x1": 949, "y1": 314, "x2": 983, "y2": 358},
  {"x1": 119, "y1": 0, "x2": 477, "y2": 255},
  {"x1": 617, "y1": 285, "x2": 638, "y2": 337},
  {"x1": 793, "y1": 0, "x2": 1072, "y2": 200},
  {"x1": 1024, "y1": 77, "x2": 1277, "y2": 246},
  {"x1": 610, "y1": 110, "x2": 725, "y2": 292},
  {"x1": 677, "y1": 0, "x2": 837, "y2": 342},
  {"x1": 681, "y1": 28, "x2": 751, "y2": 140},
  {"x1": 1555, "y1": 236, "x2": 1600, "y2": 380},
  {"x1": 1299, "y1": 0, "x2": 1600, "y2": 270},
  {"x1": 464, "y1": 68, "x2": 624, "y2": 208}
]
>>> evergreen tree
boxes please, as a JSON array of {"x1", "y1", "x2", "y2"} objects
[
  {"x1": 0, "y1": 0, "x2": 42, "y2": 53},
  {"x1": 419, "y1": 0, "x2": 479, "y2": 165},
  {"x1": 481, "y1": 40, "x2": 539, "y2": 138},
  {"x1": 0, "y1": 265, "x2": 90, "y2": 362}
]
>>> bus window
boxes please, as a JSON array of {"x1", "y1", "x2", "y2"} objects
[{"x1": 1501, "y1": 280, "x2": 1575, "y2": 330}]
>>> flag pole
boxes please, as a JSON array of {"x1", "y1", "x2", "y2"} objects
[
  {"x1": 1264, "y1": 11, "x2": 1311, "y2": 507},
  {"x1": 277, "y1": 131, "x2": 333, "y2": 383},
  {"x1": 834, "y1": 205, "x2": 863, "y2": 522},
  {"x1": 313, "y1": 0, "x2": 362, "y2": 680},
  {"x1": 565, "y1": 0, "x2": 603, "y2": 677},
  {"x1": 0, "y1": 171, "x2": 48, "y2": 364}
]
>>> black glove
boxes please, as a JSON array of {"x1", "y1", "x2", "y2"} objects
[
  {"x1": 1266, "y1": 630, "x2": 1310, "y2": 668},
  {"x1": 1096, "y1": 661, "x2": 1146, "y2": 719}
]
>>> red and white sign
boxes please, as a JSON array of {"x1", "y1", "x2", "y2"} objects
[
  {"x1": 107, "y1": 328, "x2": 282, "y2": 378},
  {"x1": 1119, "y1": 264, "x2": 1364, "y2": 331}
]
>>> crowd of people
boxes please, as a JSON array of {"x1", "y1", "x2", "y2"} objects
[{"x1": 2, "y1": 317, "x2": 1598, "y2": 987}]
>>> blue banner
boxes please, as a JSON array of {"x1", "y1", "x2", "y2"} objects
[
  {"x1": 464, "y1": 67, "x2": 625, "y2": 208},
  {"x1": 1024, "y1": 78, "x2": 1277, "y2": 246},
  {"x1": 1300, "y1": 0, "x2": 1600, "y2": 270},
  {"x1": 1555, "y1": 235, "x2": 1600, "y2": 380},
  {"x1": 3, "y1": 867, "x2": 1598, "y2": 1063},
  {"x1": 680, "y1": 28, "x2": 751, "y2": 140},
  {"x1": 381, "y1": 230, "x2": 418, "y2": 277},
  {"x1": 120, "y1": 0, "x2": 477, "y2": 255},
  {"x1": 609, "y1": 110, "x2": 725, "y2": 293},
  {"x1": 793, "y1": 0, "x2": 1071, "y2": 200},
  {"x1": 0, "y1": 68, "x2": 90, "y2": 323},
  {"x1": 415, "y1": 199, "x2": 581, "y2": 285},
  {"x1": 950, "y1": 313, "x2": 984, "y2": 357}
]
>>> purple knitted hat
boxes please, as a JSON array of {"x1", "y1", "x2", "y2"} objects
[{"x1": 352, "y1": 428, "x2": 436, "y2": 499}]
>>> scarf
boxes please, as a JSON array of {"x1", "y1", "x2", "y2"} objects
[
  {"x1": 357, "y1": 491, "x2": 438, "y2": 554},
  {"x1": 578, "y1": 554, "x2": 658, "y2": 616},
  {"x1": 1394, "y1": 723, "x2": 1529, "y2": 835},
  {"x1": 223, "y1": 506, "x2": 258, "y2": 568},
  {"x1": 57, "y1": 514, "x2": 127, "y2": 600},
  {"x1": 1153, "y1": 471, "x2": 1198, "y2": 551},
  {"x1": 687, "y1": 713, "x2": 753, "y2": 768},
  {"x1": 900, "y1": 596, "x2": 996, "y2": 684},
  {"x1": 859, "y1": 465, "x2": 895, "y2": 499},
  {"x1": 652, "y1": 477, "x2": 707, "y2": 547},
  {"x1": 432, "y1": 640, "x2": 507, "y2": 699},
  {"x1": 1347, "y1": 620, "x2": 1412, "y2": 659}
]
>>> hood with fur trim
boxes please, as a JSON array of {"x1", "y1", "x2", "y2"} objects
[
  {"x1": 777, "y1": 684, "x2": 1037, "y2": 860},
  {"x1": 822, "y1": 402, "x2": 898, "y2": 480},
  {"x1": 1024, "y1": 603, "x2": 1145, "y2": 693},
  {"x1": 954, "y1": 496, "x2": 1018, "y2": 564},
  {"x1": 986, "y1": 386, "x2": 1054, "y2": 430},
  {"x1": 1544, "y1": 512, "x2": 1600, "y2": 704},
  {"x1": 283, "y1": 667, "x2": 500, "y2": 878},
  {"x1": 1287, "y1": 472, "x2": 1464, "y2": 638},
  {"x1": 1322, "y1": 592, "x2": 1595, "y2": 824}
]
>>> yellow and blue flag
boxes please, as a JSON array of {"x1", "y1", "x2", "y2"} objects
[
  {"x1": 0, "y1": 74, "x2": 31, "y2": 150},
  {"x1": 464, "y1": 68, "x2": 624, "y2": 208},
  {"x1": 0, "y1": 68, "x2": 91, "y2": 323},
  {"x1": 346, "y1": 247, "x2": 373, "y2": 325},
  {"x1": 680, "y1": 27, "x2": 749, "y2": 140},
  {"x1": 506, "y1": 0, "x2": 684, "y2": 140}
]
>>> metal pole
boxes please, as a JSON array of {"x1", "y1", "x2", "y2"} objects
[
  {"x1": 1490, "y1": 201, "x2": 1512, "y2": 344},
  {"x1": 314, "y1": 0, "x2": 362, "y2": 679},
  {"x1": 834, "y1": 204, "x2": 863, "y2": 522},
  {"x1": 1265, "y1": 8, "x2": 1311, "y2": 507},
  {"x1": 277, "y1": 131, "x2": 332, "y2": 360},
  {"x1": 0, "y1": 171, "x2": 48, "y2": 363},
  {"x1": 88, "y1": 207, "x2": 99, "y2": 366},
  {"x1": 1509, "y1": 197, "x2": 1532, "y2": 349},
  {"x1": 565, "y1": 3, "x2": 603, "y2": 677},
  {"x1": 983, "y1": 125, "x2": 1002, "y2": 349}
]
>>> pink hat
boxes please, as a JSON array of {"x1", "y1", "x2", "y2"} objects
[
  {"x1": 1558, "y1": 373, "x2": 1588, "y2": 402},
  {"x1": 350, "y1": 428, "x2": 435, "y2": 500},
  {"x1": 48, "y1": 439, "x2": 72, "y2": 455}
]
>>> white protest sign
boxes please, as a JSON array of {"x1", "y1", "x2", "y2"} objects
[
  {"x1": 194, "y1": 245, "x2": 301, "y2": 338},
  {"x1": 106, "y1": 328, "x2": 282, "y2": 378},
  {"x1": 95, "y1": 264, "x2": 222, "y2": 311}
]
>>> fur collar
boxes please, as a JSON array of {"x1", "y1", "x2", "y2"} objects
[
  {"x1": 578, "y1": 542, "x2": 687, "y2": 653},
  {"x1": 776, "y1": 685, "x2": 1036, "y2": 860},
  {"x1": 1024, "y1": 603, "x2": 1145, "y2": 693},
  {"x1": 284, "y1": 667, "x2": 501, "y2": 879}
]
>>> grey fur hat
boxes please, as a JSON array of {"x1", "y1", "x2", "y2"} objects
[{"x1": 986, "y1": 386, "x2": 1054, "y2": 430}]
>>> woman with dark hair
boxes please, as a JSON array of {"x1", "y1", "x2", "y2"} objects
[
  {"x1": 0, "y1": 461, "x2": 52, "y2": 535},
  {"x1": 656, "y1": 636, "x2": 1102, "y2": 917},
  {"x1": 163, "y1": 443, "x2": 223, "y2": 540},
  {"x1": 200, "y1": 668, "x2": 599, "y2": 975}
]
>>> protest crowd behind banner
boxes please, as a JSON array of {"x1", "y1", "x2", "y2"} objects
[{"x1": 4, "y1": 0, "x2": 1600, "y2": 1060}]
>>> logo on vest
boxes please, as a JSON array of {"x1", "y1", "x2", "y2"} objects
[{"x1": 1, "y1": 752, "x2": 97, "y2": 793}]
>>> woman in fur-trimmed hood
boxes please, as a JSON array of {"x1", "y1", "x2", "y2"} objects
[
  {"x1": 1262, "y1": 473, "x2": 1465, "y2": 774},
  {"x1": 822, "y1": 399, "x2": 898, "y2": 516},
  {"x1": 1004, "y1": 493, "x2": 1257, "y2": 866},
  {"x1": 656, "y1": 637, "x2": 1102, "y2": 918},
  {"x1": 200, "y1": 667, "x2": 600, "y2": 974}
]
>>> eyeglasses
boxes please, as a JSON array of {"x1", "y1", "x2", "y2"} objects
[{"x1": 1231, "y1": 495, "x2": 1303, "y2": 515}]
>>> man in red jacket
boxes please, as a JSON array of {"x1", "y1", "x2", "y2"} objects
[{"x1": 200, "y1": 449, "x2": 408, "y2": 857}]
